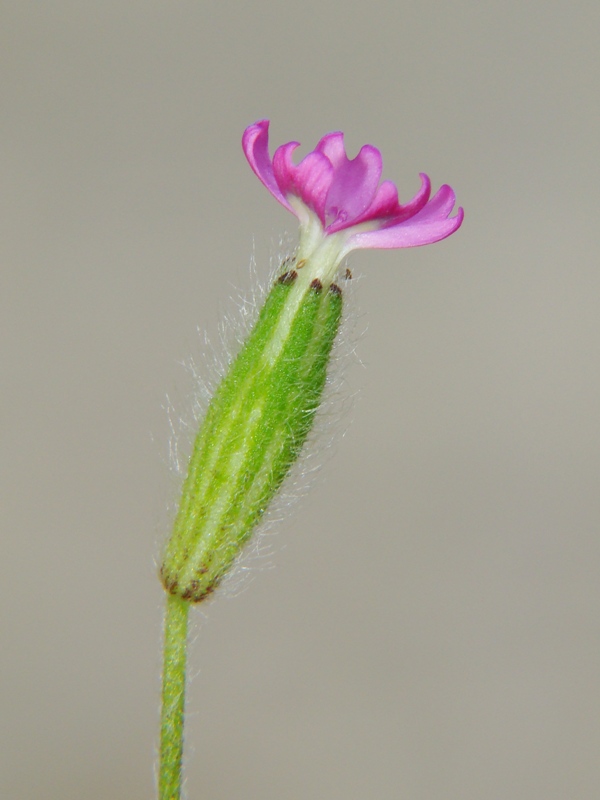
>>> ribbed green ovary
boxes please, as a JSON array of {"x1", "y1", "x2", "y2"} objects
[{"x1": 161, "y1": 271, "x2": 343, "y2": 602}]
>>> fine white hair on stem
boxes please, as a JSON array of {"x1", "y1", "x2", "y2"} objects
[{"x1": 159, "y1": 233, "x2": 365, "y2": 603}]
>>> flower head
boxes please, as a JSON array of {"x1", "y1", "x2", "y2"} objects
[{"x1": 243, "y1": 120, "x2": 463, "y2": 277}]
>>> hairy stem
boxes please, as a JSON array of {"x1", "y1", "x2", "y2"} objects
[{"x1": 159, "y1": 594, "x2": 190, "y2": 800}]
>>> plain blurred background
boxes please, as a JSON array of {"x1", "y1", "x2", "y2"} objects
[{"x1": 2, "y1": 2, "x2": 600, "y2": 798}]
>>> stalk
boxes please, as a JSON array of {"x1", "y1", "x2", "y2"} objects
[{"x1": 159, "y1": 594, "x2": 189, "y2": 800}]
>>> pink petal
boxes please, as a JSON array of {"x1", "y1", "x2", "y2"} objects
[
  {"x1": 348, "y1": 184, "x2": 464, "y2": 250},
  {"x1": 273, "y1": 143, "x2": 334, "y2": 225},
  {"x1": 315, "y1": 131, "x2": 347, "y2": 169},
  {"x1": 325, "y1": 144, "x2": 384, "y2": 231},
  {"x1": 242, "y1": 120, "x2": 294, "y2": 213},
  {"x1": 393, "y1": 173, "x2": 432, "y2": 221},
  {"x1": 364, "y1": 180, "x2": 401, "y2": 219},
  {"x1": 405, "y1": 183, "x2": 458, "y2": 221},
  {"x1": 351, "y1": 173, "x2": 432, "y2": 229}
]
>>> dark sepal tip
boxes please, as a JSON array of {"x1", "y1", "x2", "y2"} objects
[{"x1": 277, "y1": 270, "x2": 298, "y2": 285}]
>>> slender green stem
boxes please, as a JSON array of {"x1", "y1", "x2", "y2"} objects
[{"x1": 159, "y1": 594, "x2": 190, "y2": 800}]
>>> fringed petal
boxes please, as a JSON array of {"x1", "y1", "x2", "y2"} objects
[
  {"x1": 242, "y1": 120, "x2": 294, "y2": 213},
  {"x1": 325, "y1": 144, "x2": 383, "y2": 231},
  {"x1": 346, "y1": 186, "x2": 464, "y2": 247},
  {"x1": 273, "y1": 144, "x2": 334, "y2": 225}
]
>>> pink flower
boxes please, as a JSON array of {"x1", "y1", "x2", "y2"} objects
[{"x1": 242, "y1": 120, "x2": 463, "y2": 266}]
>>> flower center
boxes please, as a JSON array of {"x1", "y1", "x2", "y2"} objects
[{"x1": 325, "y1": 206, "x2": 348, "y2": 229}]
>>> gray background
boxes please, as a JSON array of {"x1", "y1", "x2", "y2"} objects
[{"x1": 2, "y1": 2, "x2": 600, "y2": 798}]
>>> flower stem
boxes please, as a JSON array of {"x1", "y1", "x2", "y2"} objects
[{"x1": 159, "y1": 593, "x2": 190, "y2": 800}]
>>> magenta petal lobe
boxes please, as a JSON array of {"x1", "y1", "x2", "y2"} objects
[
  {"x1": 348, "y1": 205, "x2": 464, "y2": 250},
  {"x1": 409, "y1": 183, "x2": 458, "y2": 221},
  {"x1": 242, "y1": 121, "x2": 294, "y2": 213},
  {"x1": 325, "y1": 144, "x2": 383, "y2": 231},
  {"x1": 315, "y1": 131, "x2": 347, "y2": 169},
  {"x1": 273, "y1": 144, "x2": 334, "y2": 224}
]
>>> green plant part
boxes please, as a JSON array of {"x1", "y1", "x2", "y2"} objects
[{"x1": 160, "y1": 264, "x2": 343, "y2": 603}]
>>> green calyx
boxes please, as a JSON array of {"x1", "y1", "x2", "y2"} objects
[{"x1": 161, "y1": 265, "x2": 343, "y2": 602}]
